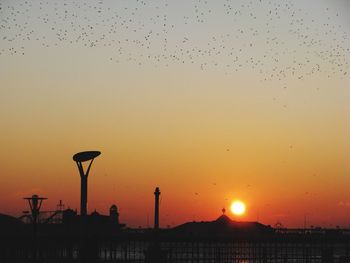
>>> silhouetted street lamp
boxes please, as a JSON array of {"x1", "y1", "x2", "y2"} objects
[{"x1": 73, "y1": 151, "x2": 101, "y2": 217}]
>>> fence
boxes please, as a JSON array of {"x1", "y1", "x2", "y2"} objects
[{"x1": 1, "y1": 232, "x2": 350, "y2": 263}]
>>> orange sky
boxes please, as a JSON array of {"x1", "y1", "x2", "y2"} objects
[{"x1": 0, "y1": 0, "x2": 350, "y2": 228}]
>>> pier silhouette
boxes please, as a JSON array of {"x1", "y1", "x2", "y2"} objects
[{"x1": 0, "y1": 151, "x2": 349, "y2": 263}]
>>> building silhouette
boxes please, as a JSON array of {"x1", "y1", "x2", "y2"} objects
[{"x1": 171, "y1": 213, "x2": 274, "y2": 238}]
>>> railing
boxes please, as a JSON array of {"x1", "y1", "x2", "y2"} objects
[{"x1": 1, "y1": 232, "x2": 350, "y2": 263}]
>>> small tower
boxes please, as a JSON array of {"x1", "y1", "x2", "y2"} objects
[
  {"x1": 109, "y1": 204, "x2": 119, "y2": 224},
  {"x1": 154, "y1": 187, "x2": 160, "y2": 230},
  {"x1": 145, "y1": 187, "x2": 167, "y2": 263}
]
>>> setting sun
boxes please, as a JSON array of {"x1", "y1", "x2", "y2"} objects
[{"x1": 230, "y1": 201, "x2": 246, "y2": 216}]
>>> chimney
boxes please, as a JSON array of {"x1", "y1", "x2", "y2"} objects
[{"x1": 154, "y1": 187, "x2": 160, "y2": 229}]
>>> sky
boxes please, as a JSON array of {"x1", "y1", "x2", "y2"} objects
[{"x1": 0, "y1": 0, "x2": 350, "y2": 228}]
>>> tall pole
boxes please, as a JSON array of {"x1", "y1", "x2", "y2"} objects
[
  {"x1": 146, "y1": 187, "x2": 167, "y2": 263},
  {"x1": 73, "y1": 151, "x2": 100, "y2": 218},
  {"x1": 73, "y1": 151, "x2": 101, "y2": 263},
  {"x1": 154, "y1": 187, "x2": 160, "y2": 230},
  {"x1": 80, "y1": 176, "x2": 88, "y2": 217},
  {"x1": 75, "y1": 158, "x2": 94, "y2": 217}
]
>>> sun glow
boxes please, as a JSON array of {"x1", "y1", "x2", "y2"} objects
[{"x1": 230, "y1": 200, "x2": 246, "y2": 216}]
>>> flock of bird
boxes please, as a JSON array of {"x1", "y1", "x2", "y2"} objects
[{"x1": 0, "y1": 0, "x2": 349, "y2": 81}]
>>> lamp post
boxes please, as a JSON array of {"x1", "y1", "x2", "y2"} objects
[{"x1": 72, "y1": 151, "x2": 101, "y2": 217}]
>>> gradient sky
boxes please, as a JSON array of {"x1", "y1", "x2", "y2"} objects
[{"x1": 0, "y1": 0, "x2": 350, "y2": 228}]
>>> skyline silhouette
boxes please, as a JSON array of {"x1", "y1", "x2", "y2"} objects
[
  {"x1": 1, "y1": 183, "x2": 350, "y2": 262},
  {"x1": 1, "y1": 147, "x2": 349, "y2": 230}
]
